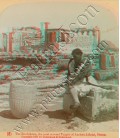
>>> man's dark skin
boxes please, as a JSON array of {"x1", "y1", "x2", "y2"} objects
[
  {"x1": 72, "y1": 51, "x2": 89, "y2": 83},
  {"x1": 66, "y1": 48, "x2": 113, "y2": 123}
]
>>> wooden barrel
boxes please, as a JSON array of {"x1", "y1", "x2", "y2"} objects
[{"x1": 9, "y1": 80, "x2": 37, "y2": 118}]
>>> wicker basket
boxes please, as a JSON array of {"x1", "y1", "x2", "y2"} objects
[{"x1": 9, "y1": 80, "x2": 37, "y2": 118}]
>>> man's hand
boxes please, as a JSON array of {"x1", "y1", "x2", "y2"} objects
[
  {"x1": 87, "y1": 82, "x2": 113, "y2": 90},
  {"x1": 101, "y1": 85, "x2": 113, "y2": 90}
]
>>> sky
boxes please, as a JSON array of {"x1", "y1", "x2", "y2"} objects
[{"x1": 0, "y1": 0, "x2": 118, "y2": 46}]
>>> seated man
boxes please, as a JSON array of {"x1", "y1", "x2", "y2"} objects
[{"x1": 67, "y1": 48, "x2": 113, "y2": 122}]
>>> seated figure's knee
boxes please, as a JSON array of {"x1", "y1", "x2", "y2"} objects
[{"x1": 70, "y1": 87, "x2": 77, "y2": 93}]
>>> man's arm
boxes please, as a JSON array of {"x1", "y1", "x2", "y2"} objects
[{"x1": 86, "y1": 76, "x2": 113, "y2": 90}]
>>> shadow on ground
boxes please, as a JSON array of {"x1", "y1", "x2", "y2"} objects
[
  {"x1": 44, "y1": 109, "x2": 118, "y2": 123},
  {"x1": 44, "y1": 109, "x2": 90, "y2": 122},
  {"x1": 0, "y1": 110, "x2": 18, "y2": 119}
]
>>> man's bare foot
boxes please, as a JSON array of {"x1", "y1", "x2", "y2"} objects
[{"x1": 65, "y1": 112, "x2": 75, "y2": 123}]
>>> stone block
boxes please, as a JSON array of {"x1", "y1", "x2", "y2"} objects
[{"x1": 63, "y1": 89, "x2": 118, "y2": 121}]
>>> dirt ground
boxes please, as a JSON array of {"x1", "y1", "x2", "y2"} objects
[
  {"x1": 0, "y1": 96, "x2": 118, "y2": 132},
  {"x1": 0, "y1": 80, "x2": 119, "y2": 132}
]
